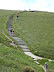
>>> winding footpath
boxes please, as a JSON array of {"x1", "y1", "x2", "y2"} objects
[{"x1": 7, "y1": 15, "x2": 45, "y2": 71}]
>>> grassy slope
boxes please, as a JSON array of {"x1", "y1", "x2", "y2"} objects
[
  {"x1": 0, "y1": 43, "x2": 43, "y2": 72},
  {"x1": 12, "y1": 11, "x2": 54, "y2": 71},
  {"x1": 0, "y1": 10, "x2": 43, "y2": 72},
  {"x1": 0, "y1": 9, "x2": 16, "y2": 34},
  {"x1": 13, "y1": 11, "x2": 54, "y2": 59}
]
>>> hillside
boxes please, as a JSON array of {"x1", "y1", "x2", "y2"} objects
[
  {"x1": 12, "y1": 11, "x2": 54, "y2": 71},
  {"x1": 13, "y1": 11, "x2": 54, "y2": 60},
  {"x1": 0, "y1": 10, "x2": 44, "y2": 72}
]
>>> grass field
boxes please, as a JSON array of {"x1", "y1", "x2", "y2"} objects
[
  {"x1": 12, "y1": 11, "x2": 54, "y2": 71},
  {"x1": 0, "y1": 9, "x2": 17, "y2": 34},
  {"x1": 13, "y1": 11, "x2": 54, "y2": 60},
  {"x1": 0, "y1": 9, "x2": 16, "y2": 16},
  {"x1": 0, "y1": 42, "x2": 43, "y2": 72},
  {"x1": 0, "y1": 10, "x2": 44, "y2": 72}
]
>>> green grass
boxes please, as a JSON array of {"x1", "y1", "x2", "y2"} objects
[
  {"x1": 0, "y1": 9, "x2": 16, "y2": 16},
  {"x1": 0, "y1": 9, "x2": 16, "y2": 34},
  {"x1": 0, "y1": 10, "x2": 44, "y2": 72},
  {"x1": 37, "y1": 59, "x2": 54, "y2": 71},
  {"x1": 13, "y1": 11, "x2": 54, "y2": 60},
  {"x1": 0, "y1": 9, "x2": 19, "y2": 43},
  {"x1": 0, "y1": 33, "x2": 43, "y2": 72}
]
